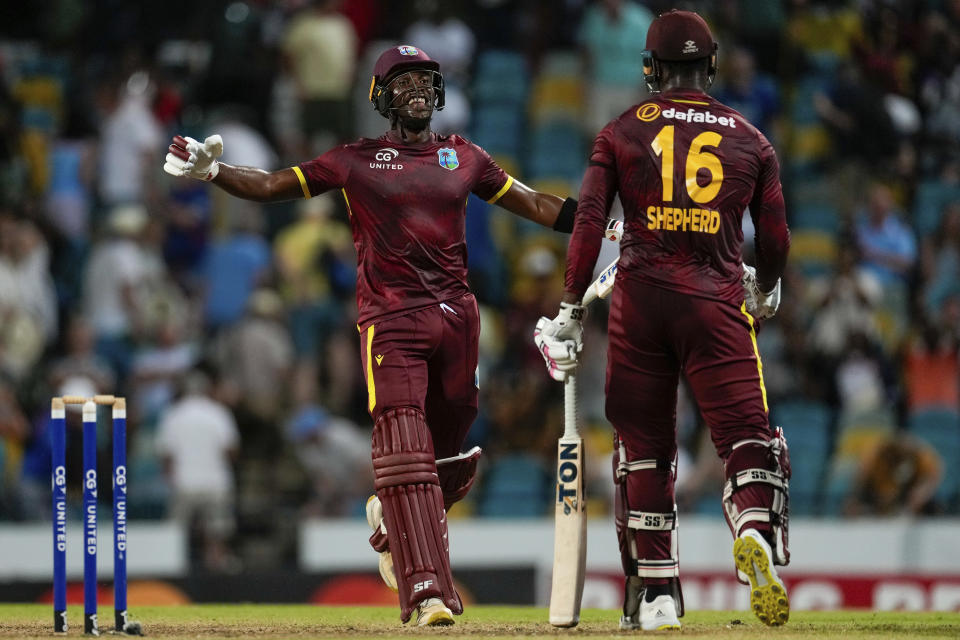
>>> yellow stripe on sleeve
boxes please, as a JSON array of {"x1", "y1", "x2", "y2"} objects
[
  {"x1": 668, "y1": 98, "x2": 710, "y2": 106},
  {"x1": 365, "y1": 324, "x2": 376, "y2": 412},
  {"x1": 486, "y1": 175, "x2": 514, "y2": 204},
  {"x1": 342, "y1": 188, "x2": 353, "y2": 217},
  {"x1": 291, "y1": 166, "x2": 311, "y2": 199},
  {"x1": 739, "y1": 302, "x2": 769, "y2": 413}
]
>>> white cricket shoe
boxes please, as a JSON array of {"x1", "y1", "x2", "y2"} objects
[
  {"x1": 415, "y1": 597, "x2": 454, "y2": 627},
  {"x1": 639, "y1": 594, "x2": 682, "y2": 631},
  {"x1": 733, "y1": 528, "x2": 789, "y2": 626},
  {"x1": 619, "y1": 586, "x2": 681, "y2": 632},
  {"x1": 365, "y1": 495, "x2": 397, "y2": 592}
]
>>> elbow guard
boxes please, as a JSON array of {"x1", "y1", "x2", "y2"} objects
[{"x1": 553, "y1": 197, "x2": 578, "y2": 233}]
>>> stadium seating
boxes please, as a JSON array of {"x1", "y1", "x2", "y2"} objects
[
  {"x1": 772, "y1": 401, "x2": 834, "y2": 515},
  {"x1": 526, "y1": 121, "x2": 584, "y2": 182},
  {"x1": 787, "y1": 229, "x2": 838, "y2": 277},
  {"x1": 473, "y1": 50, "x2": 529, "y2": 107},
  {"x1": 907, "y1": 408, "x2": 960, "y2": 506},
  {"x1": 475, "y1": 453, "x2": 551, "y2": 517},
  {"x1": 791, "y1": 202, "x2": 842, "y2": 234},
  {"x1": 913, "y1": 180, "x2": 960, "y2": 236}
]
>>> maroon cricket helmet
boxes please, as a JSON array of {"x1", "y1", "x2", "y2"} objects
[
  {"x1": 369, "y1": 45, "x2": 444, "y2": 118},
  {"x1": 645, "y1": 9, "x2": 716, "y2": 61},
  {"x1": 641, "y1": 9, "x2": 718, "y2": 92}
]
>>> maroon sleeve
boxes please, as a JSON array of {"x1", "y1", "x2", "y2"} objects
[
  {"x1": 469, "y1": 142, "x2": 511, "y2": 203},
  {"x1": 294, "y1": 146, "x2": 350, "y2": 198},
  {"x1": 749, "y1": 134, "x2": 790, "y2": 293},
  {"x1": 565, "y1": 127, "x2": 618, "y2": 298}
]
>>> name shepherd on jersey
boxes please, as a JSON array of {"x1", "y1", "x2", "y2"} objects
[{"x1": 647, "y1": 205, "x2": 721, "y2": 233}]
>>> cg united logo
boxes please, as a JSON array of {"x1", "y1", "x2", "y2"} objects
[
  {"x1": 397, "y1": 46, "x2": 419, "y2": 56},
  {"x1": 370, "y1": 148, "x2": 403, "y2": 170},
  {"x1": 636, "y1": 103, "x2": 661, "y2": 122}
]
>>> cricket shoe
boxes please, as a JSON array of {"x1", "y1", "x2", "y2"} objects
[
  {"x1": 415, "y1": 597, "x2": 454, "y2": 627},
  {"x1": 365, "y1": 495, "x2": 397, "y2": 592},
  {"x1": 734, "y1": 528, "x2": 789, "y2": 626},
  {"x1": 620, "y1": 589, "x2": 681, "y2": 631}
]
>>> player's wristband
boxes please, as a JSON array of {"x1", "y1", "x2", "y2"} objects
[{"x1": 552, "y1": 197, "x2": 578, "y2": 233}]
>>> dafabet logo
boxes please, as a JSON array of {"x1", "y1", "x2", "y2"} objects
[{"x1": 636, "y1": 103, "x2": 661, "y2": 122}]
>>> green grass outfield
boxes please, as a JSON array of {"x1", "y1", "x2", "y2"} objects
[{"x1": 1, "y1": 604, "x2": 958, "y2": 639}]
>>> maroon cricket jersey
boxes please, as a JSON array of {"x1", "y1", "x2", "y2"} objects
[
  {"x1": 566, "y1": 89, "x2": 790, "y2": 302},
  {"x1": 294, "y1": 132, "x2": 511, "y2": 325}
]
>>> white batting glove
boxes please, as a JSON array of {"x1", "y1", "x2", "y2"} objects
[
  {"x1": 741, "y1": 263, "x2": 781, "y2": 319},
  {"x1": 164, "y1": 134, "x2": 223, "y2": 181},
  {"x1": 605, "y1": 218, "x2": 623, "y2": 242},
  {"x1": 534, "y1": 302, "x2": 586, "y2": 382}
]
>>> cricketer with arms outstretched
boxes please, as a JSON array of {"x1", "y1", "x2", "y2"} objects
[
  {"x1": 536, "y1": 9, "x2": 792, "y2": 632},
  {"x1": 165, "y1": 45, "x2": 585, "y2": 626}
]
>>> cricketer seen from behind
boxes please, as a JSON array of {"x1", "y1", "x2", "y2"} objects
[
  {"x1": 165, "y1": 43, "x2": 589, "y2": 627},
  {"x1": 536, "y1": 8, "x2": 792, "y2": 632}
]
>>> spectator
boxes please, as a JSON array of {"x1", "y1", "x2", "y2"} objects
[
  {"x1": 130, "y1": 309, "x2": 199, "y2": 425},
  {"x1": 808, "y1": 243, "x2": 882, "y2": 361},
  {"x1": 903, "y1": 317, "x2": 960, "y2": 413},
  {"x1": 713, "y1": 47, "x2": 780, "y2": 139},
  {"x1": 81, "y1": 204, "x2": 163, "y2": 379},
  {"x1": 155, "y1": 371, "x2": 241, "y2": 572},
  {"x1": 285, "y1": 404, "x2": 370, "y2": 516},
  {"x1": 17, "y1": 376, "x2": 93, "y2": 520},
  {"x1": 833, "y1": 331, "x2": 896, "y2": 419},
  {"x1": 201, "y1": 201, "x2": 271, "y2": 330},
  {"x1": 47, "y1": 314, "x2": 116, "y2": 394},
  {"x1": 94, "y1": 71, "x2": 163, "y2": 208},
  {"x1": 854, "y1": 183, "x2": 917, "y2": 286},
  {"x1": 920, "y1": 201, "x2": 960, "y2": 316},
  {"x1": 273, "y1": 193, "x2": 354, "y2": 358},
  {"x1": 578, "y1": 0, "x2": 654, "y2": 135},
  {"x1": 845, "y1": 431, "x2": 943, "y2": 516},
  {"x1": 281, "y1": 0, "x2": 358, "y2": 154},
  {"x1": 0, "y1": 208, "x2": 58, "y2": 381},
  {"x1": 814, "y1": 62, "x2": 899, "y2": 168},
  {"x1": 211, "y1": 287, "x2": 294, "y2": 457},
  {"x1": 403, "y1": 0, "x2": 475, "y2": 134}
]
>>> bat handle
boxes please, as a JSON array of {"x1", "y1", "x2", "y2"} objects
[{"x1": 564, "y1": 373, "x2": 578, "y2": 439}]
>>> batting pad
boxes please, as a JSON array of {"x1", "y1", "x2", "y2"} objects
[
  {"x1": 437, "y1": 446, "x2": 482, "y2": 511},
  {"x1": 373, "y1": 407, "x2": 462, "y2": 622}
]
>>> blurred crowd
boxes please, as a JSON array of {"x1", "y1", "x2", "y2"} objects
[{"x1": 0, "y1": 0, "x2": 959, "y2": 572}]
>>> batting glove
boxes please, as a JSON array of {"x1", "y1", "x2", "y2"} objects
[
  {"x1": 164, "y1": 134, "x2": 223, "y2": 181},
  {"x1": 605, "y1": 218, "x2": 623, "y2": 242},
  {"x1": 534, "y1": 302, "x2": 586, "y2": 382},
  {"x1": 741, "y1": 263, "x2": 781, "y2": 319}
]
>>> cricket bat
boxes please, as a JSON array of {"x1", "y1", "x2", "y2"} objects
[{"x1": 548, "y1": 257, "x2": 618, "y2": 627}]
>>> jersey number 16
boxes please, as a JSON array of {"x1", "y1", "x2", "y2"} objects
[{"x1": 651, "y1": 126, "x2": 724, "y2": 204}]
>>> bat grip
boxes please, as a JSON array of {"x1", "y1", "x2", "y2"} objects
[{"x1": 564, "y1": 373, "x2": 578, "y2": 439}]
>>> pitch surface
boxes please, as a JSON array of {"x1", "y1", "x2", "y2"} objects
[{"x1": 1, "y1": 604, "x2": 958, "y2": 639}]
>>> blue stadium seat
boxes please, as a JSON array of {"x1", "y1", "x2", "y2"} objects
[
  {"x1": 527, "y1": 122, "x2": 585, "y2": 181},
  {"x1": 474, "y1": 50, "x2": 529, "y2": 106},
  {"x1": 907, "y1": 408, "x2": 960, "y2": 505},
  {"x1": 820, "y1": 456, "x2": 858, "y2": 516},
  {"x1": 127, "y1": 447, "x2": 169, "y2": 519},
  {"x1": 791, "y1": 202, "x2": 842, "y2": 234},
  {"x1": 791, "y1": 78, "x2": 830, "y2": 126},
  {"x1": 913, "y1": 181, "x2": 960, "y2": 236},
  {"x1": 772, "y1": 401, "x2": 833, "y2": 515},
  {"x1": 471, "y1": 105, "x2": 525, "y2": 157},
  {"x1": 476, "y1": 453, "x2": 550, "y2": 517},
  {"x1": 787, "y1": 229, "x2": 837, "y2": 277}
]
